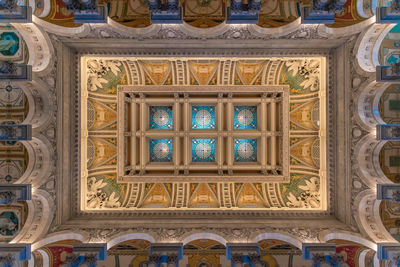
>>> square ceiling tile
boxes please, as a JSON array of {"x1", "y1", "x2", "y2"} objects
[
  {"x1": 234, "y1": 106, "x2": 257, "y2": 129},
  {"x1": 150, "y1": 138, "x2": 173, "y2": 162},
  {"x1": 192, "y1": 105, "x2": 216, "y2": 129},
  {"x1": 192, "y1": 138, "x2": 216, "y2": 162},
  {"x1": 234, "y1": 139, "x2": 257, "y2": 162},
  {"x1": 149, "y1": 106, "x2": 173, "y2": 129}
]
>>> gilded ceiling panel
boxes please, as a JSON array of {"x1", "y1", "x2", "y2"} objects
[{"x1": 81, "y1": 57, "x2": 327, "y2": 211}]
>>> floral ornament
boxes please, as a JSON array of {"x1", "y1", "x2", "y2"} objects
[
  {"x1": 87, "y1": 177, "x2": 121, "y2": 209},
  {"x1": 285, "y1": 59, "x2": 320, "y2": 91},
  {"x1": 87, "y1": 59, "x2": 122, "y2": 91},
  {"x1": 286, "y1": 176, "x2": 320, "y2": 208}
]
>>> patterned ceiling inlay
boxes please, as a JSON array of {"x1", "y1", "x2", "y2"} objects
[
  {"x1": 149, "y1": 106, "x2": 173, "y2": 129},
  {"x1": 81, "y1": 57, "x2": 326, "y2": 210},
  {"x1": 192, "y1": 106, "x2": 215, "y2": 129},
  {"x1": 150, "y1": 138, "x2": 173, "y2": 162},
  {"x1": 234, "y1": 139, "x2": 257, "y2": 162},
  {"x1": 234, "y1": 106, "x2": 257, "y2": 129},
  {"x1": 192, "y1": 138, "x2": 215, "y2": 162}
]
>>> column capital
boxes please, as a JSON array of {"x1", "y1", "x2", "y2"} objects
[
  {"x1": 0, "y1": 244, "x2": 30, "y2": 261},
  {"x1": 378, "y1": 243, "x2": 400, "y2": 265},
  {"x1": 376, "y1": 0, "x2": 400, "y2": 23},
  {"x1": 0, "y1": 184, "x2": 31, "y2": 204},
  {"x1": 0, "y1": 62, "x2": 31, "y2": 81},
  {"x1": 62, "y1": 0, "x2": 107, "y2": 23},
  {"x1": 377, "y1": 63, "x2": 400, "y2": 81},
  {"x1": 377, "y1": 184, "x2": 400, "y2": 201},
  {"x1": 0, "y1": 1, "x2": 32, "y2": 23},
  {"x1": 226, "y1": 243, "x2": 261, "y2": 267},
  {"x1": 0, "y1": 125, "x2": 32, "y2": 141},
  {"x1": 226, "y1": 0, "x2": 261, "y2": 24},
  {"x1": 63, "y1": 243, "x2": 107, "y2": 267},
  {"x1": 148, "y1": 0, "x2": 182, "y2": 24},
  {"x1": 150, "y1": 243, "x2": 183, "y2": 267},
  {"x1": 376, "y1": 124, "x2": 400, "y2": 141},
  {"x1": 301, "y1": 0, "x2": 346, "y2": 24}
]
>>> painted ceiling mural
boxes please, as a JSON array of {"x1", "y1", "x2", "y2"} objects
[
  {"x1": 380, "y1": 200, "x2": 400, "y2": 242},
  {"x1": 39, "y1": 0, "x2": 367, "y2": 29},
  {"x1": 81, "y1": 57, "x2": 326, "y2": 210},
  {"x1": 0, "y1": 83, "x2": 29, "y2": 184},
  {"x1": 0, "y1": 24, "x2": 28, "y2": 64}
]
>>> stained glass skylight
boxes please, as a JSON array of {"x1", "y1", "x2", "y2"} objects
[
  {"x1": 149, "y1": 138, "x2": 173, "y2": 162},
  {"x1": 234, "y1": 139, "x2": 257, "y2": 162},
  {"x1": 192, "y1": 106, "x2": 215, "y2": 129},
  {"x1": 234, "y1": 106, "x2": 257, "y2": 129},
  {"x1": 149, "y1": 106, "x2": 173, "y2": 129},
  {"x1": 192, "y1": 138, "x2": 216, "y2": 162}
]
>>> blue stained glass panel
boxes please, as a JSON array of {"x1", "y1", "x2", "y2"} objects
[
  {"x1": 234, "y1": 106, "x2": 257, "y2": 129},
  {"x1": 192, "y1": 138, "x2": 216, "y2": 162},
  {"x1": 149, "y1": 106, "x2": 173, "y2": 129},
  {"x1": 149, "y1": 138, "x2": 173, "y2": 162},
  {"x1": 234, "y1": 139, "x2": 257, "y2": 162},
  {"x1": 192, "y1": 105, "x2": 216, "y2": 129}
]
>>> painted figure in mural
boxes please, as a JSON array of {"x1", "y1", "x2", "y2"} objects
[
  {"x1": 0, "y1": 211, "x2": 18, "y2": 236},
  {"x1": 0, "y1": 32, "x2": 19, "y2": 56}
]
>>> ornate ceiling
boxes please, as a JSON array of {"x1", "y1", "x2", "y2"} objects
[
  {"x1": 80, "y1": 57, "x2": 326, "y2": 211},
  {"x1": 3, "y1": 0, "x2": 400, "y2": 266}
]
